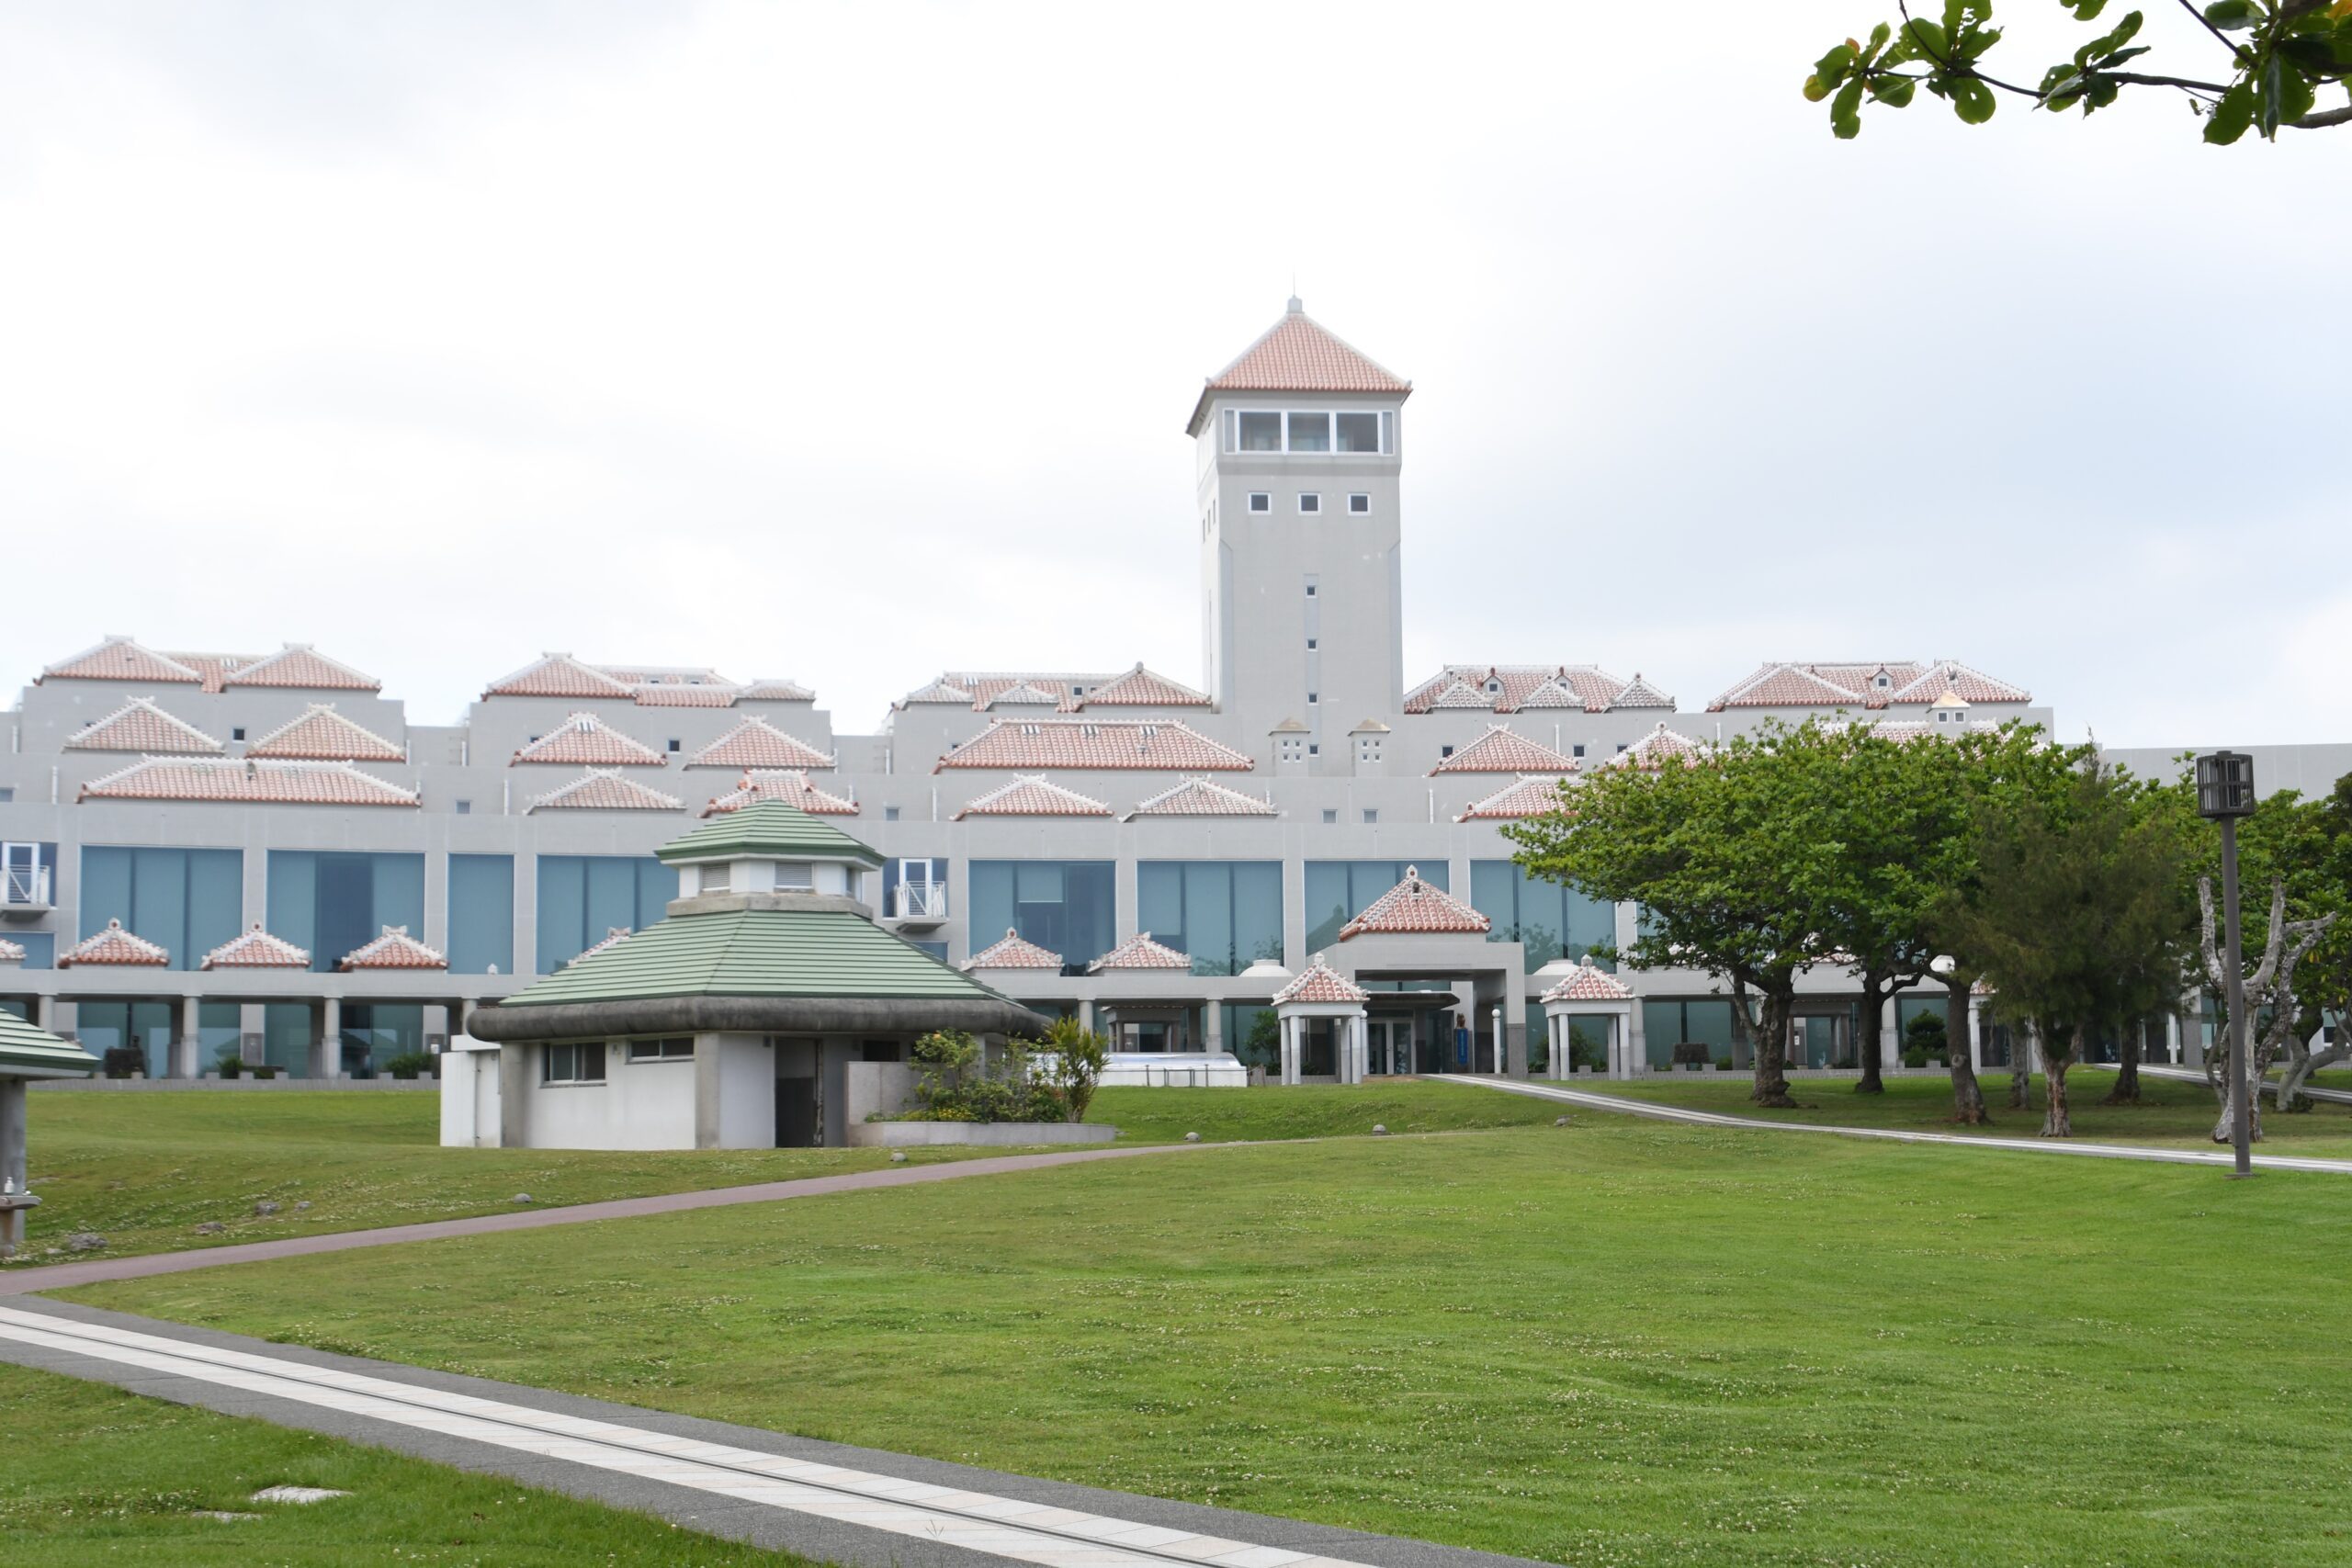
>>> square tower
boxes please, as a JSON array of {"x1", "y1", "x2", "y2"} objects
[{"x1": 1188, "y1": 299, "x2": 1410, "y2": 772}]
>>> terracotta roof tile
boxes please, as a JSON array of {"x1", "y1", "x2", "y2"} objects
[
  {"x1": 222, "y1": 644, "x2": 381, "y2": 692},
  {"x1": 1339, "y1": 867, "x2": 1491, "y2": 939},
  {"x1": 164, "y1": 652, "x2": 254, "y2": 694},
  {"x1": 62, "y1": 697, "x2": 223, "y2": 755},
  {"x1": 686, "y1": 717, "x2": 834, "y2": 771},
  {"x1": 1541, "y1": 962, "x2": 1633, "y2": 1003},
  {"x1": 526, "y1": 770, "x2": 684, "y2": 813},
  {"x1": 1273, "y1": 956, "x2": 1368, "y2": 1005},
  {"x1": 513, "y1": 713, "x2": 666, "y2": 767},
  {"x1": 1086, "y1": 931, "x2": 1193, "y2": 973},
  {"x1": 632, "y1": 683, "x2": 740, "y2": 707},
  {"x1": 700, "y1": 770, "x2": 859, "y2": 817},
  {"x1": 1707, "y1": 660, "x2": 2030, "y2": 713},
  {"x1": 1405, "y1": 664, "x2": 1668, "y2": 715},
  {"x1": 982, "y1": 680, "x2": 1061, "y2": 708},
  {"x1": 1125, "y1": 777, "x2": 1278, "y2": 818},
  {"x1": 902, "y1": 676, "x2": 978, "y2": 706},
  {"x1": 739, "y1": 678, "x2": 817, "y2": 702},
  {"x1": 77, "y1": 757, "x2": 419, "y2": 807},
  {"x1": 600, "y1": 665, "x2": 732, "y2": 686},
  {"x1": 937, "y1": 719, "x2": 1253, "y2": 773},
  {"x1": 1188, "y1": 299, "x2": 1411, "y2": 433},
  {"x1": 40, "y1": 637, "x2": 204, "y2": 686},
  {"x1": 963, "y1": 928, "x2": 1066, "y2": 972},
  {"x1": 953, "y1": 776, "x2": 1113, "y2": 818},
  {"x1": 245, "y1": 705, "x2": 406, "y2": 762},
  {"x1": 1430, "y1": 726, "x2": 1579, "y2": 774},
  {"x1": 201, "y1": 924, "x2": 311, "y2": 970},
  {"x1": 61, "y1": 918, "x2": 171, "y2": 966},
  {"x1": 1068, "y1": 664, "x2": 1211, "y2": 709},
  {"x1": 483, "y1": 653, "x2": 636, "y2": 700},
  {"x1": 1455, "y1": 775, "x2": 1571, "y2": 820},
  {"x1": 338, "y1": 925, "x2": 447, "y2": 970},
  {"x1": 1604, "y1": 723, "x2": 1708, "y2": 772}
]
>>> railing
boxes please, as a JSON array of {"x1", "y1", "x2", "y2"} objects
[
  {"x1": 890, "y1": 882, "x2": 946, "y2": 920},
  {"x1": 2, "y1": 865, "x2": 51, "y2": 907}
]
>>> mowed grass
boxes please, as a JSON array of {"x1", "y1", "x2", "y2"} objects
[
  {"x1": 14, "y1": 1090, "x2": 997, "y2": 1260},
  {"x1": 0, "y1": 1361, "x2": 805, "y2": 1566},
  {"x1": 1601, "y1": 1067, "x2": 2352, "y2": 1157},
  {"x1": 1090, "y1": 1079, "x2": 1565, "y2": 1143},
  {"x1": 66, "y1": 1118, "x2": 2352, "y2": 1566}
]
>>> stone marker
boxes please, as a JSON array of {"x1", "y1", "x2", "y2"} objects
[
  {"x1": 1183, "y1": 1131, "x2": 1200, "y2": 1143},
  {"x1": 1372, "y1": 1123, "x2": 1388, "y2": 1135},
  {"x1": 193, "y1": 1221, "x2": 225, "y2": 1235},
  {"x1": 253, "y1": 1485, "x2": 350, "y2": 1505},
  {"x1": 512, "y1": 1192, "x2": 533, "y2": 1205},
  {"x1": 65, "y1": 1232, "x2": 107, "y2": 1252},
  {"x1": 254, "y1": 1200, "x2": 279, "y2": 1216}
]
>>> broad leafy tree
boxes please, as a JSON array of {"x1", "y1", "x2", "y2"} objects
[{"x1": 1804, "y1": 2, "x2": 2352, "y2": 143}]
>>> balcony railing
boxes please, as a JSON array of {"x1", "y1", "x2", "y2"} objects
[
  {"x1": 2, "y1": 864, "x2": 51, "y2": 909},
  {"x1": 889, "y1": 882, "x2": 947, "y2": 923}
]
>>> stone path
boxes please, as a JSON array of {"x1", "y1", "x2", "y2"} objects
[
  {"x1": 2, "y1": 1143, "x2": 1201, "y2": 1296},
  {"x1": 2142, "y1": 1061, "x2": 2352, "y2": 1107},
  {"x1": 0, "y1": 1298, "x2": 1538, "y2": 1568},
  {"x1": 1435, "y1": 1075, "x2": 2352, "y2": 1174}
]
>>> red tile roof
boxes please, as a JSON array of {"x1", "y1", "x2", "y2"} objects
[
  {"x1": 1405, "y1": 664, "x2": 1670, "y2": 715},
  {"x1": 222, "y1": 644, "x2": 381, "y2": 692},
  {"x1": 1066, "y1": 664, "x2": 1211, "y2": 709},
  {"x1": 701, "y1": 770, "x2": 859, "y2": 818},
  {"x1": 1339, "y1": 868, "x2": 1492, "y2": 940},
  {"x1": 63, "y1": 697, "x2": 223, "y2": 755},
  {"x1": 1125, "y1": 777, "x2": 1278, "y2": 818},
  {"x1": 567, "y1": 927, "x2": 633, "y2": 966},
  {"x1": 338, "y1": 925, "x2": 447, "y2": 971},
  {"x1": 686, "y1": 717, "x2": 834, "y2": 771},
  {"x1": 246, "y1": 705, "x2": 405, "y2": 762},
  {"x1": 1272, "y1": 956, "x2": 1368, "y2": 1006},
  {"x1": 739, "y1": 678, "x2": 817, "y2": 702},
  {"x1": 40, "y1": 637, "x2": 204, "y2": 686},
  {"x1": 1086, "y1": 932, "x2": 1193, "y2": 973},
  {"x1": 164, "y1": 652, "x2": 253, "y2": 694},
  {"x1": 201, "y1": 924, "x2": 311, "y2": 970},
  {"x1": 1455, "y1": 775, "x2": 1571, "y2": 821},
  {"x1": 77, "y1": 757, "x2": 420, "y2": 807},
  {"x1": 526, "y1": 770, "x2": 684, "y2": 813},
  {"x1": 937, "y1": 719, "x2": 1253, "y2": 773},
  {"x1": 1187, "y1": 299, "x2": 1410, "y2": 434},
  {"x1": 1706, "y1": 660, "x2": 2030, "y2": 713},
  {"x1": 632, "y1": 683, "x2": 740, "y2": 708},
  {"x1": 953, "y1": 776, "x2": 1113, "y2": 819},
  {"x1": 963, "y1": 928, "x2": 1065, "y2": 972},
  {"x1": 512, "y1": 713, "x2": 666, "y2": 767},
  {"x1": 60, "y1": 918, "x2": 170, "y2": 966},
  {"x1": 1430, "y1": 726, "x2": 1579, "y2": 775},
  {"x1": 1605, "y1": 724, "x2": 1708, "y2": 772},
  {"x1": 483, "y1": 653, "x2": 635, "y2": 700},
  {"x1": 1541, "y1": 962, "x2": 1633, "y2": 1003}
]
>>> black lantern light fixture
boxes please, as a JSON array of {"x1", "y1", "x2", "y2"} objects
[{"x1": 2195, "y1": 750, "x2": 2256, "y2": 821}]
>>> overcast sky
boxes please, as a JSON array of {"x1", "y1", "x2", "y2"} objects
[{"x1": 3, "y1": 3, "x2": 2344, "y2": 747}]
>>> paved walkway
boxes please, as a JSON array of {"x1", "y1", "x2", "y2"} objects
[
  {"x1": 2142, "y1": 1061, "x2": 2352, "y2": 1106},
  {"x1": 1434, "y1": 1075, "x2": 2352, "y2": 1174},
  {"x1": 0, "y1": 1297, "x2": 1538, "y2": 1568},
  {"x1": 2, "y1": 1142, "x2": 1202, "y2": 1296}
]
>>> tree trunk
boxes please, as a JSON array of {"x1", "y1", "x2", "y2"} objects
[
  {"x1": 2210, "y1": 1075, "x2": 2267, "y2": 1144},
  {"x1": 1942, "y1": 975, "x2": 1990, "y2": 1125},
  {"x1": 2103, "y1": 1017, "x2": 2142, "y2": 1105},
  {"x1": 1855, "y1": 971, "x2": 1886, "y2": 1095},
  {"x1": 2040, "y1": 1023, "x2": 2074, "y2": 1137},
  {"x1": 1741, "y1": 976, "x2": 1797, "y2": 1108},
  {"x1": 2008, "y1": 1025, "x2": 2032, "y2": 1111}
]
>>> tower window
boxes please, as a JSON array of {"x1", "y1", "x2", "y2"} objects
[
  {"x1": 1238, "y1": 412, "x2": 1283, "y2": 451},
  {"x1": 1248, "y1": 492, "x2": 1271, "y2": 513},
  {"x1": 1348, "y1": 493, "x2": 1370, "y2": 514},
  {"x1": 232, "y1": 728, "x2": 246, "y2": 742},
  {"x1": 1307, "y1": 692, "x2": 1319, "y2": 705},
  {"x1": 667, "y1": 739, "x2": 681, "y2": 752},
  {"x1": 1298, "y1": 492, "x2": 1321, "y2": 514},
  {"x1": 1306, "y1": 638, "x2": 1317, "y2": 650},
  {"x1": 1285, "y1": 412, "x2": 1330, "y2": 452},
  {"x1": 1335, "y1": 412, "x2": 1380, "y2": 452},
  {"x1": 1441, "y1": 745, "x2": 1455, "y2": 759},
  {"x1": 1305, "y1": 582, "x2": 1317, "y2": 597},
  {"x1": 1572, "y1": 744, "x2": 1587, "y2": 759},
  {"x1": 1307, "y1": 744, "x2": 1320, "y2": 757},
  {"x1": 1362, "y1": 809, "x2": 1378, "y2": 825},
  {"x1": 1322, "y1": 808, "x2": 1339, "y2": 823}
]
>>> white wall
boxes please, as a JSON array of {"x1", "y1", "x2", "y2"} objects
[
  {"x1": 715, "y1": 1032, "x2": 775, "y2": 1148},
  {"x1": 522, "y1": 1042, "x2": 695, "y2": 1150}
]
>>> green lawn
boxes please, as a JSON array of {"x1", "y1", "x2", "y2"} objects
[
  {"x1": 1089, "y1": 1079, "x2": 1564, "y2": 1143},
  {"x1": 1597, "y1": 1068, "x2": 2352, "y2": 1157},
  {"x1": 0, "y1": 1360, "x2": 805, "y2": 1565},
  {"x1": 13, "y1": 1090, "x2": 996, "y2": 1261},
  {"x1": 63, "y1": 1117, "x2": 2352, "y2": 1566}
]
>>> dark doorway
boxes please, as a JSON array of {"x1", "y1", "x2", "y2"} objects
[{"x1": 775, "y1": 1077, "x2": 816, "y2": 1147}]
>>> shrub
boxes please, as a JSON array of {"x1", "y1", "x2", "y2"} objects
[
  {"x1": 251, "y1": 1063, "x2": 278, "y2": 1080},
  {"x1": 1033, "y1": 1016, "x2": 1109, "y2": 1122},
  {"x1": 102, "y1": 1046, "x2": 143, "y2": 1079},
  {"x1": 381, "y1": 1052, "x2": 435, "y2": 1081},
  {"x1": 1238, "y1": 1009, "x2": 1281, "y2": 1072},
  {"x1": 1566, "y1": 1034, "x2": 1609, "y2": 1074},
  {"x1": 904, "y1": 1029, "x2": 1065, "y2": 1123},
  {"x1": 212, "y1": 1047, "x2": 243, "y2": 1080},
  {"x1": 1715, "y1": 1054, "x2": 1736, "y2": 1072}
]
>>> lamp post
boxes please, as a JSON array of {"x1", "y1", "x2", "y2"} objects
[{"x1": 2195, "y1": 750, "x2": 2257, "y2": 1178}]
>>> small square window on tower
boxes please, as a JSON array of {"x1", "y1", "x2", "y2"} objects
[
  {"x1": 1348, "y1": 493, "x2": 1370, "y2": 514},
  {"x1": 1248, "y1": 491, "x2": 1271, "y2": 513},
  {"x1": 1362, "y1": 808, "x2": 1378, "y2": 825},
  {"x1": 1305, "y1": 582, "x2": 1317, "y2": 597},
  {"x1": 1297, "y1": 492, "x2": 1321, "y2": 514},
  {"x1": 1321, "y1": 808, "x2": 1339, "y2": 824},
  {"x1": 1306, "y1": 637, "x2": 1317, "y2": 650}
]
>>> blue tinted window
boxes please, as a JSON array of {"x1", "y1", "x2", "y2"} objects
[
  {"x1": 535, "y1": 856, "x2": 670, "y2": 974},
  {"x1": 1137, "y1": 862, "x2": 1283, "y2": 976},
  {"x1": 969, "y1": 862, "x2": 1114, "y2": 973},
  {"x1": 6, "y1": 932, "x2": 55, "y2": 969},
  {"x1": 447, "y1": 854, "x2": 514, "y2": 974},
  {"x1": 80, "y1": 846, "x2": 243, "y2": 971},
  {"x1": 1303, "y1": 861, "x2": 1447, "y2": 952},
  {"x1": 1469, "y1": 861, "x2": 1616, "y2": 973},
  {"x1": 267, "y1": 852, "x2": 426, "y2": 973}
]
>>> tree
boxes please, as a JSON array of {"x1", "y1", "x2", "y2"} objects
[
  {"x1": 1940, "y1": 756, "x2": 2197, "y2": 1136},
  {"x1": 2226, "y1": 776, "x2": 2352, "y2": 1108},
  {"x1": 1036, "y1": 1016, "x2": 1111, "y2": 1123},
  {"x1": 1804, "y1": 2, "x2": 2352, "y2": 144},
  {"x1": 1241, "y1": 1009, "x2": 1282, "y2": 1073},
  {"x1": 1509, "y1": 722, "x2": 1840, "y2": 1108},
  {"x1": 2196, "y1": 877, "x2": 2335, "y2": 1139}
]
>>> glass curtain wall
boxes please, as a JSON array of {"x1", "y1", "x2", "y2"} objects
[
  {"x1": 535, "y1": 856, "x2": 670, "y2": 974},
  {"x1": 1305, "y1": 862, "x2": 1448, "y2": 952},
  {"x1": 969, "y1": 862, "x2": 1114, "y2": 974},
  {"x1": 267, "y1": 852, "x2": 425, "y2": 973},
  {"x1": 447, "y1": 854, "x2": 514, "y2": 975},
  {"x1": 1469, "y1": 862, "x2": 1615, "y2": 972},
  {"x1": 1137, "y1": 862, "x2": 1283, "y2": 976},
  {"x1": 80, "y1": 846, "x2": 243, "y2": 969},
  {"x1": 1639, "y1": 998, "x2": 1737, "y2": 1069}
]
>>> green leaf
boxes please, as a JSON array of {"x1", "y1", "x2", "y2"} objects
[
  {"x1": 2202, "y1": 0, "x2": 2260, "y2": 29},
  {"x1": 1902, "y1": 17, "x2": 1951, "y2": 60},
  {"x1": 1870, "y1": 74, "x2": 1919, "y2": 107},
  {"x1": 1943, "y1": 0, "x2": 1994, "y2": 33},
  {"x1": 1951, "y1": 75, "x2": 1999, "y2": 121},
  {"x1": 2066, "y1": 0, "x2": 2109, "y2": 17},
  {"x1": 1804, "y1": 73, "x2": 1833, "y2": 103},
  {"x1": 1815, "y1": 41, "x2": 1857, "y2": 88},
  {"x1": 2257, "y1": 51, "x2": 2283, "y2": 138},
  {"x1": 2041, "y1": 62, "x2": 2086, "y2": 107},
  {"x1": 2075, "y1": 8, "x2": 2143, "y2": 68},
  {"x1": 2204, "y1": 80, "x2": 2256, "y2": 142},
  {"x1": 1832, "y1": 75, "x2": 1867, "y2": 138}
]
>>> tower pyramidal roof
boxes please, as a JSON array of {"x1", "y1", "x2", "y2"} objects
[{"x1": 1186, "y1": 297, "x2": 1412, "y2": 434}]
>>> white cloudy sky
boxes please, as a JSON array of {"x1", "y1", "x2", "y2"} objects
[{"x1": 2, "y1": 2, "x2": 2344, "y2": 746}]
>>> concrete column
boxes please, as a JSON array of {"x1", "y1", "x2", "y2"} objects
[
  {"x1": 1880, "y1": 997, "x2": 1900, "y2": 1072},
  {"x1": 497, "y1": 1043, "x2": 528, "y2": 1147},
  {"x1": 312, "y1": 998, "x2": 343, "y2": 1080},
  {"x1": 1279, "y1": 1015, "x2": 1299, "y2": 1086},
  {"x1": 176, "y1": 995, "x2": 202, "y2": 1079},
  {"x1": 1966, "y1": 996, "x2": 1984, "y2": 1071},
  {"x1": 0, "y1": 1078, "x2": 28, "y2": 1257},
  {"x1": 33, "y1": 995, "x2": 56, "y2": 1032},
  {"x1": 693, "y1": 1033, "x2": 721, "y2": 1148},
  {"x1": 1204, "y1": 999, "x2": 1223, "y2": 1055}
]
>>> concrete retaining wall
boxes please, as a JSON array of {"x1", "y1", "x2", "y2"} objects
[{"x1": 845, "y1": 1121, "x2": 1119, "y2": 1147}]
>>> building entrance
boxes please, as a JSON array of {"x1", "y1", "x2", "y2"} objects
[{"x1": 1366, "y1": 1014, "x2": 1416, "y2": 1076}]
